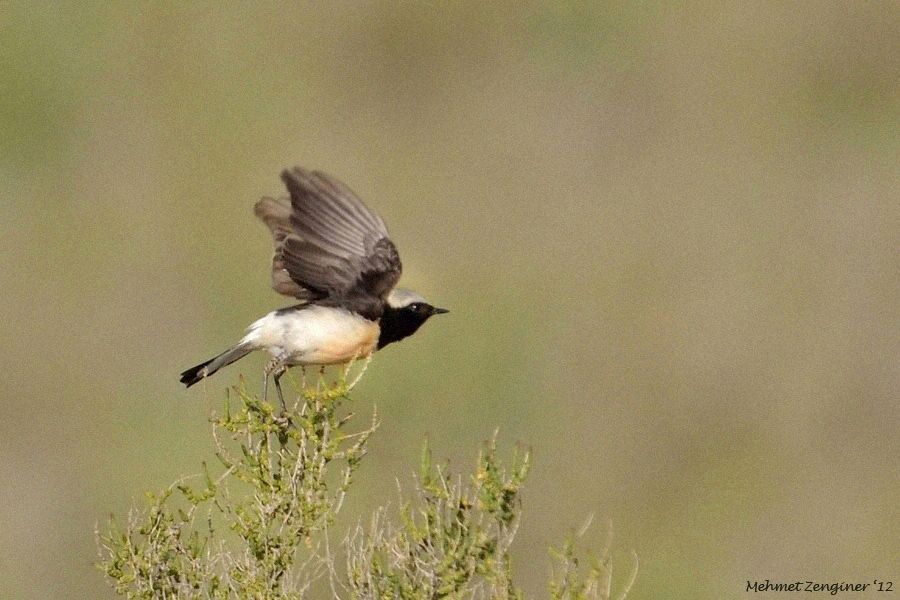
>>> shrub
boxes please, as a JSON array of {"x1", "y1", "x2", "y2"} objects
[{"x1": 98, "y1": 372, "x2": 637, "y2": 599}]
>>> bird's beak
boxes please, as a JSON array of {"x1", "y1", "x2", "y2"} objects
[{"x1": 431, "y1": 307, "x2": 449, "y2": 315}]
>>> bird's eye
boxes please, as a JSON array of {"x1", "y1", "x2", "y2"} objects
[{"x1": 408, "y1": 303, "x2": 422, "y2": 312}]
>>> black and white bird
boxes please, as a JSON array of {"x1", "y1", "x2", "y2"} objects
[{"x1": 179, "y1": 167, "x2": 447, "y2": 399}]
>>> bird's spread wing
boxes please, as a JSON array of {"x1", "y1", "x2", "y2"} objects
[
  {"x1": 254, "y1": 167, "x2": 402, "y2": 304},
  {"x1": 254, "y1": 195, "x2": 311, "y2": 299}
]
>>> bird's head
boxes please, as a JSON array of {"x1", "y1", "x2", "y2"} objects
[{"x1": 378, "y1": 288, "x2": 448, "y2": 349}]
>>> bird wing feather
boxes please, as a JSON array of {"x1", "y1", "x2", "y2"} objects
[{"x1": 254, "y1": 168, "x2": 402, "y2": 304}]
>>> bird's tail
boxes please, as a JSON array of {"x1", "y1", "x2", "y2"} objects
[{"x1": 180, "y1": 343, "x2": 253, "y2": 387}]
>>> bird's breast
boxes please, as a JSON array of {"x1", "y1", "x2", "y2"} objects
[
  {"x1": 306, "y1": 313, "x2": 379, "y2": 365},
  {"x1": 247, "y1": 305, "x2": 379, "y2": 366}
]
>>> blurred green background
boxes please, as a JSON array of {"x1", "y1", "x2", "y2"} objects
[{"x1": 1, "y1": 2, "x2": 898, "y2": 598}]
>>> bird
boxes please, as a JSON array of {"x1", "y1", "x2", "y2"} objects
[{"x1": 179, "y1": 166, "x2": 447, "y2": 404}]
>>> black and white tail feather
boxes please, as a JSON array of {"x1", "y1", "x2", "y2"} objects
[{"x1": 180, "y1": 344, "x2": 252, "y2": 387}]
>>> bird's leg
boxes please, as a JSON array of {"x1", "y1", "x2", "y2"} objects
[
  {"x1": 262, "y1": 358, "x2": 282, "y2": 403},
  {"x1": 273, "y1": 365, "x2": 288, "y2": 412}
]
